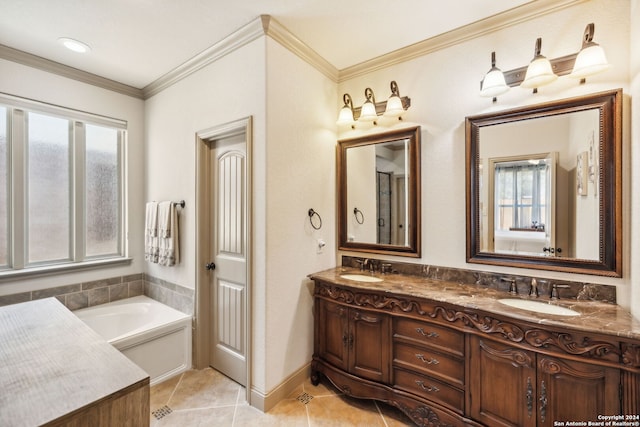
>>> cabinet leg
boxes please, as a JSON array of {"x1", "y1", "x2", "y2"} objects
[{"x1": 310, "y1": 370, "x2": 321, "y2": 386}]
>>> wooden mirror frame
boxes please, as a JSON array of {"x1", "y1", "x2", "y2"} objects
[
  {"x1": 338, "y1": 126, "x2": 421, "y2": 257},
  {"x1": 465, "y1": 89, "x2": 622, "y2": 277}
]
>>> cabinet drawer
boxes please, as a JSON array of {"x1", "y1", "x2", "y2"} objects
[
  {"x1": 394, "y1": 368, "x2": 464, "y2": 414},
  {"x1": 394, "y1": 318, "x2": 464, "y2": 356},
  {"x1": 394, "y1": 342, "x2": 464, "y2": 386}
]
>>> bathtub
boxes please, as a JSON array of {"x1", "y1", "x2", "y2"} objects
[{"x1": 74, "y1": 295, "x2": 192, "y2": 385}]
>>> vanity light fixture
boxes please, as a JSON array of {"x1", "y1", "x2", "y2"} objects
[
  {"x1": 520, "y1": 38, "x2": 557, "y2": 92},
  {"x1": 336, "y1": 94, "x2": 355, "y2": 127},
  {"x1": 337, "y1": 81, "x2": 411, "y2": 127},
  {"x1": 479, "y1": 23, "x2": 609, "y2": 100},
  {"x1": 383, "y1": 81, "x2": 405, "y2": 118},
  {"x1": 569, "y1": 23, "x2": 610, "y2": 82},
  {"x1": 58, "y1": 37, "x2": 91, "y2": 54},
  {"x1": 479, "y1": 52, "x2": 510, "y2": 102},
  {"x1": 359, "y1": 88, "x2": 378, "y2": 123}
]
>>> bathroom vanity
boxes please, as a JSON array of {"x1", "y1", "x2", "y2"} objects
[
  {"x1": 309, "y1": 267, "x2": 640, "y2": 427},
  {"x1": 0, "y1": 298, "x2": 150, "y2": 426}
]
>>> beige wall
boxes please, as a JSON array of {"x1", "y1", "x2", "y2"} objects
[{"x1": 263, "y1": 38, "x2": 337, "y2": 393}]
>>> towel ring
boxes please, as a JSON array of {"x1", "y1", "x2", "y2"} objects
[
  {"x1": 308, "y1": 209, "x2": 322, "y2": 230},
  {"x1": 353, "y1": 207, "x2": 365, "y2": 224}
]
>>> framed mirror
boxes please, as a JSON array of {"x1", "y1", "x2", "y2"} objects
[
  {"x1": 466, "y1": 89, "x2": 622, "y2": 277},
  {"x1": 338, "y1": 126, "x2": 421, "y2": 257}
]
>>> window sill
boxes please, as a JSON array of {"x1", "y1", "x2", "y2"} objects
[{"x1": 0, "y1": 257, "x2": 133, "y2": 282}]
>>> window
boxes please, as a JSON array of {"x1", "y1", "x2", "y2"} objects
[
  {"x1": 495, "y1": 161, "x2": 548, "y2": 231},
  {"x1": 0, "y1": 95, "x2": 126, "y2": 275}
]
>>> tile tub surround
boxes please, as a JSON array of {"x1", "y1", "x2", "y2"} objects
[
  {"x1": 313, "y1": 266, "x2": 640, "y2": 340},
  {"x1": 144, "y1": 274, "x2": 194, "y2": 315},
  {"x1": 0, "y1": 273, "x2": 195, "y2": 315},
  {"x1": 342, "y1": 256, "x2": 617, "y2": 303},
  {"x1": 0, "y1": 273, "x2": 145, "y2": 310}
]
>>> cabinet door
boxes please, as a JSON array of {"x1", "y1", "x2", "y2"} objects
[
  {"x1": 317, "y1": 299, "x2": 349, "y2": 370},
  {"x1": 537, "y1": 356, "x2": 620, "y2": 426},
  {"x1": 349, "y1": 309, "x2": 390, "y2": 384},
  {"x1": 469, "y1": 337, "x2": 536, "y2": 427}
]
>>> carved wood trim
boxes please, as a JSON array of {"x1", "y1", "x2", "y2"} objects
[
  {"x1": 479, "y1": 339, "x2": 533, "y2": 368},
  {"x1": 622, "y1": 344, "x2": 640, "y2": 368},
  {"x1": 538, "y1": 356, "x2": 608, "y2": 379},
  {"x1": 395, "y1": 402, "x2": 454, "y2": 427},
  {"x1": 525, "y1": 330, "x2": 620, "y2": 360},
  {"x1": 427, "y1": 306, "x2": 525, "y2": 342}
]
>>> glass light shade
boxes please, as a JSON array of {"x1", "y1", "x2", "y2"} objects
[
  {"x1": 336, "y1": 106, "x2": 354, "y2": 125},
  {"x1": 520, "y1": 56, "x2": 558, "y2": 89},
  {"x1": 384, "y1": 95, "x2": 404, "y2": 117},
  {"x1": 570, "y1": 44, "x2": 610, "y2": 79},
  {"x1": 359, "y1": 101, "x2": 378, "y2": 122},
  {"x1": 480, "y1": 68, "x2": 510, "y2": 97}
]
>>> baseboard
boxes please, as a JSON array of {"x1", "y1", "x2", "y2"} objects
[{"x1": 249, "y1": 362, "x2": 310, "y2": 412}]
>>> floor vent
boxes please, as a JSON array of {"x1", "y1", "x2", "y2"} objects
[
  {"x1": 296, "y1": 392, "x2": 314, "y2": 405},
  {"x1": 152, "y1": 405, "x2": 173, "y2": 420}
]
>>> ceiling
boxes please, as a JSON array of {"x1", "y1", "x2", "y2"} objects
[{"x1": 0, "y1": 0, "x2": 533, "y2": 89}]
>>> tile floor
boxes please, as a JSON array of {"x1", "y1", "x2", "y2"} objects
[{"x1": 150, "y1": 368, "x2": 415, "y2": 426}]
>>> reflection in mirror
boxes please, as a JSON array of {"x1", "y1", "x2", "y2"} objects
[
  {"x1": 480, "y1": 109, "x2": 600, "y2": 260},
  {"x1": 338, "y1": 126, "x2": 421, "y2": 257},
  {"x1": 466, "y1": 89, "x2": 622, "y2": 276},
  {"x1": 346, "y1": 140, "x2": 409, "y2": 245}
]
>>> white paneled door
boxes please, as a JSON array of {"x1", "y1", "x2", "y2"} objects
[{"x1": 209, "y1": 133, "x2": 247, "y2": 386}]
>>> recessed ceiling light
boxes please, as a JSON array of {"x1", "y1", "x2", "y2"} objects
[{"x1": 58, "y1": 37, "x2": 91, "y2": 54}]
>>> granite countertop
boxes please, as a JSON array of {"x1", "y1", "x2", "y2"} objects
[
  {"x1": 0, "y1": 298, "x2": 149, "y2": 426},
  {"x1": 309, "y1": 267, "x2": 640, "y2": 341}
]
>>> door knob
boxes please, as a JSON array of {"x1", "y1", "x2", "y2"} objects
[{"x1": 205, "y1": 262, "x2": 216, "y2": 271}]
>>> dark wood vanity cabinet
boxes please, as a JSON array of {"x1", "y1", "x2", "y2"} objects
[
  {"x1": 310, "y1": 278, "x2": 640, "y2": 427},
  {"x1": 316, "y1": 299, "x2": 391, "y2": 384},
  {"x1": 469, "y1": 337, "x2": 620, "y2": 427}
]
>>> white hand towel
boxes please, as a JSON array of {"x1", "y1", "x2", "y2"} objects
[
  {"x1": 158, "y1": 201, "x2": 179, "y2": 266},
  {"x1": 158, "y1": 201, "x2": 172, "y2": 238},
  {"x1": 144, "y1": 202, "x2": 159, "y2": 263}
]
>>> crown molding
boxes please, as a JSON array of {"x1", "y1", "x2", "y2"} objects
[
  {"x1": 0, "y1": 44, "x2": 144, "y2": 99},
  {"x1": 338, "y1": 0, "x2": 588, "y2": 82},
  {"x1": 142, "y1": 15, "x2": 339, "y2": 99},
  {"x1": 0, "y1": 0, "x2": 588, "y2": 99},
  {"x1": 263, "y1": 16, "x2": 339, "y2": 82},
  {"x1": 142, "y1": 16, "x2": 268, "y2": 98}
]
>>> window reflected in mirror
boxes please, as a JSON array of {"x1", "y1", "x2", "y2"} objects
[{"x1": 466, "y1": 89, "x2": 622, "y2": 276}]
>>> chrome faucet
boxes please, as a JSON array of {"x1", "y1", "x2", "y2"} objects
[
  {"x1": 501, "y1": 277, "x2": 517, "y2": 295},
  {"x1": 529, "y1": 278, "x2": 539, "y2": 298},
  {"x1": 551, "y1": 284, "x2": 570, "y2": 300}
]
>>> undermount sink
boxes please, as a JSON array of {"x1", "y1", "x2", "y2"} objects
[
  {"x1": 498, "y1": 298, "x2": 580, "y2": 316},
  {"x1": 340, "y1": 274, "x2": 384, "y2": 283}
]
